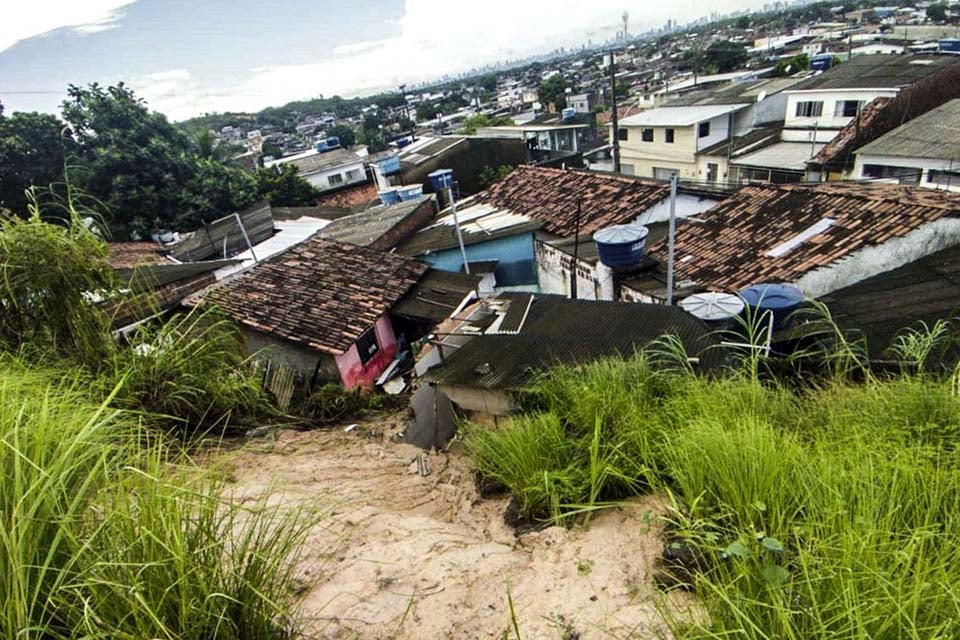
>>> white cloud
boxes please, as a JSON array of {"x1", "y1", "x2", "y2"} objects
[
  {"x1": 0, "y1": 1, "x2": 136, "y2": 52},
  {"x1": 134, "y1": 0, "x2": 768, "y2": 120}
]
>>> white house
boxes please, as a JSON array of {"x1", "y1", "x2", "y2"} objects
[
  {"x1": 782, "y1": 54, "x2": 958, "y2": 144},
  {"x1": 853, "y1": 98, "x2": 960, "y2": 191},
  {"x1": 265, "y1": 148, "x2": 367, "y2": 192}
]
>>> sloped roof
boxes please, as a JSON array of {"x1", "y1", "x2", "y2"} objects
[
  {"x1": 665, "y1": 77, "x2": 805, "y2": 107},
  {"x1": 284, "y1": 148, "x2": 363, "y2": 175},
  {"x1": 808, "y1": 97, "x2": 893, "y2": 168},
  {"x1": 619, "y1": 104, "x2": 748, "y2": 127},
  {"x1": 107, "y1": 242, "x2": 169, "y2": 269},
  {"x1": 319, "y1": 196, "x2": 433, "y2": 249},
  {"x1": 473, "y1": 165, "x2": 671, "y2": 237},
  {"x1": 856, "y1": 98, "x2": 960, "y2": 160},
  {"x1": 424, "y1": 294, "x2": 722, "y2": 389},
  {"x1": 646, "y1": 182, "x2": 960, "y2": 292},
  {"x1": 197, "y1": 237, "x2": 428, "y2": 354},
  {"x1": 787, "y1": 55, "x2": 957, "y2": 92}
]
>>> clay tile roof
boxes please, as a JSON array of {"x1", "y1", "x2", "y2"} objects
[
  {"x1": 107, "y1": 242, "x2": 169, "y2": 269},
  {"x1": 808, "y1": 97, "x2": 893, "y2": 167},
  {"x1": 474, "y1": 165, "x2": 671, "y2": 237},
  {"x1": 198, "y1": 236, "x2": 428, "y2": 354},
  {"x1": 647, "y1": 182, "x2": 960, "y2": 292}
]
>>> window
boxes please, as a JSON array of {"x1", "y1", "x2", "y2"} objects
[
  {"x1": 834, "y1": 100, "x2": 864, "y2": 118},
  {"x1": 617, "y1": 127, "x2": 629, "y2": 141},
  {"x1": 862, "y1": 164, "x2": 921, "y2": 185},
  {"x1": 665, "y1": 128, "x2": 675, "y2": 143},
  {"x1": 345, "y1": 168, "x2": 362, "y2": 182},
  {"x1": 698, "y1": 121, "x2": 711, "y2": 138},
  {"x1": 928, "y1": 169, "x2": 960, "y2": 187},
  {"x1": 620, "y1": 163, "x2": 635, "y2": 175},
  {"x1": 654, "y1": 167, "x2": 678, "y2": 180},
  {"x1": 328, "y1": 173, "x2": 344, "y2": 187},
  {"x1": 795, "y1": 101, "x2": 824, "y2": 118},
  {"x1": 355, "y1": 328, "x2": 380, "y2": 365},
  {"x1": 641, "y1": 128, "x2": 654, "y2": 142}
]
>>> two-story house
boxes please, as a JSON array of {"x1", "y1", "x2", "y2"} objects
[
  {"x1": 265, "y1": 148, "x2": 367, "y2": 193},
  {"x1": 782, "y1": 54, "x2": 958, "y2": 145},
  {"x1": 616, "y1": 104, "x2": 748, "y2": 181}
]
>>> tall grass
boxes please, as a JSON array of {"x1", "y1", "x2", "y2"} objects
[
  {"x1": 0, "y1": 365, "x2": 314, "y2": 638},
  {"x1": 464, "y1": 323, "x2": 960, "y2": 637}
]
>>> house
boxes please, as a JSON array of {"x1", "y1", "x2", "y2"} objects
[
  {"x1": 420, "y1": 293, "x2": 723, "y2": 416},
  {"x1": 474, "y1": 123, "x2": 589, "y2": 164},
  {"x1": 568, "y1": 92, "x2": 597, "y2": 114},
  {"x1": 781, "y1": 54, "x2": 959, "y2": 145},
  {"x1": 852, "y1": 98, "x2": 960, "y2": 190},
  {"x1": 623, "y1": 182, "x2": 960, "y2": 303},
  {"x1": 317, "y1": 195, "x2": 436, "y2": 250},
  {"x1": 265, "y1": 148, "x2": 367, "y2": 192},
  {"x1": 193, "y1": 236, "x2": 477, "y2": 388},
  {"x1": 616, "y1": 104, "x2": 749, "y2": 180}
]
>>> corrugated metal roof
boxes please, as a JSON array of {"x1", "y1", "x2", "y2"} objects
[
  {"x1": 856, "y1": 98, "x2": 960, "y2": 160},
  {"x1": 787, "y1": 54, "x2": 957, "y2": 92},
  {"x1": 424, "y1": 296, "x2": 722, "y2": 389},
  {"x1": 619, "y1": 104, "x2": 749, "y2": 127}
]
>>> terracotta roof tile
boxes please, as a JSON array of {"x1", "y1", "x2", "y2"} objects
[
  {"x1": 647, "y1": 182, "x2": 960, "y2": 292},
  {"x1": 474, "y1": 165, "x2": 670, "y2": 237},
  {"x1": 198, "y1": 236, "x2": 428, "y2": 354}
]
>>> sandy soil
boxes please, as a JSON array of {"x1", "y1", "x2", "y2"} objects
[{"x1": 215, "y1": 416, "x2": 698, "y2": 640}]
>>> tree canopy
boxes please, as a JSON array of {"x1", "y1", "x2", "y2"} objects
[
  {"x1": 459, "y1": 113, "x2": 514, "y2": 135},
  {"x1": 255, "y1": 165, "x2": 320, "y2": 207},
  {"x1": 538, "y1": 74, "x2": 569, "y2": 110}
]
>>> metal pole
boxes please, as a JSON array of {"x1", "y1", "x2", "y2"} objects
[
  {"x1": 666, "y1": 175, "x2": 678, "y2": 306},
  {"x1": 448, "y1": 185, "x2": 470, "y2": 275},
  {"x1": 570, "y1": 198, "x2": 581, "y2": 300},
  {"x1": 233, "y1": 212, "x2": 258, "y2": 263},
  {"x1": 609, "y1": 53, "x2": 621, "y2": 174}
]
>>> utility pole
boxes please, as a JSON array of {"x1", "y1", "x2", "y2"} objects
[
  {"x1": 666, "y1": 175, "x2": 678, "y2": 306},
  {"x1": 570, "y1": 198, "x2": 582, "y2": 300},
  {"x1": 608, "y1": 52, "x2": 622, "y2": 174}
]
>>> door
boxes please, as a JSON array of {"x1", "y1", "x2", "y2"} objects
[{"x1": 707, "y1": 163, "x2": 718, "y2": 183}]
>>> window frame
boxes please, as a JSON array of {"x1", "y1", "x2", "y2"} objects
[
  {"x1": 665, "y1": 128, "x2": 675, "y2": 143},
  {"x1": 355, "y1": 327, "x2": 380, "y2": 365},
  {"x1": 641, "y1": 128, "x2": 654, "y2": 142},
  {"x1": 697, "y1": 121, "x2": 711, "y2": 138},
  {"x1": 795, "y1": 101, "x2": 824, "y2": 118}
]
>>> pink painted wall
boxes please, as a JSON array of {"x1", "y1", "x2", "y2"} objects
[{"x1": 334, "y1": 314, "x2": 399, "y2": 389}]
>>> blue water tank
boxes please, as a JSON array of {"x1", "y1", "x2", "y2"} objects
[
  {"x1": 939, "y1": 39, "x2": 960, "y2": 55},
  {"x1": 378, "y1": 188, "x2": 401, "y2": 205},
  {"x1": 428, "y1": 168, "x2": 454, "y2": 191},
  {"x1": 561, "y1": 107, "x2": 576, "y2": 121},
  {"x1": 593, "y1": 224, "x2": 650, "y2": 268},
  {"x1": 810, "y1": 54, "x2": 834, "y2": 71},
  {"x1": 397, "y1": 184, "x2": 424, "y2": 201},
  {"x1": 314, "y1": 140, "x2": 329, "y2": 152},
  {"x1": 738, "y1": 283, "x2": 803, "y2": 328}
]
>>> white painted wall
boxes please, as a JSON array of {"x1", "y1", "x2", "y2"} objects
[
  {"x1": 695, "y1": 113, "x2": 734, "y2": 152},
  {"x1": 854, "y1": 153, "x2": 960, "y2": 192},
  {"x1": 784, "y1": 88, "x2": 899, "y2": 131},
  {"x1": 302, "y1": 160, "x2": 366, "y2": 192},
  {"x1": 795, "y1": 218, "x2": 960, "y2": 297}
]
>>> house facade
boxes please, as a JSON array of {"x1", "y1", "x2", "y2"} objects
[{"x1": 616, "y1": 104, "x2": 747, "y2": 181}]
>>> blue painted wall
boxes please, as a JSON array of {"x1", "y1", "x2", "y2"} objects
[{"x1": 419, "y1": 233, "x2": 537, "y2": 286}]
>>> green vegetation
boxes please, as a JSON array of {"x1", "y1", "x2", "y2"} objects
[
  {"x1": 927, "y1": 3, "x2": 948, "y2": 22},
  {"x1": 465, "y1": 322, "x2": 960, "y2": 637},
  {"x1": 478, "y1": 164, "x2": 516, "y2": 188},
  {"x1": 772, "y1": 53, "x2": 809, "y2": 77},
  {"x1": 256, "y1": 164, "x2": 321, "y2": 207},
  {"x1": 460, "y1": 113, "x2": 514, "y2": 135},
  {"x1": 538, "y1": 74, "x2": 569, "y2": 110}
]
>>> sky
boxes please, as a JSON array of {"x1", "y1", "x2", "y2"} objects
[{"x1": 1, "y1": 0, "x2": 767, "y2": 122}]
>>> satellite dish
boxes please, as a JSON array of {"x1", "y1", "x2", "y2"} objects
[{"x1": 756, "y1": 90, "x2": 767, "y2": 103}]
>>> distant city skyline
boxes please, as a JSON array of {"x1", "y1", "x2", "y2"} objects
[{"x1": 2, "y1": 0, "x2": 769, "y2": 121}]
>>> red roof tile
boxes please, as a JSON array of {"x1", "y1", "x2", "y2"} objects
[
  {"x1": 107, "y1": 242, "x2": 169, "y2": 269},
  {"x1": 475, "y1": 165, "x2": 670, "y2": 237},
  {"x1": 198, "y1": 236, "x2": 428, "y2": 354},
  {"x1": 647, "y1": 182, "x2": 960, "y2": 292}
]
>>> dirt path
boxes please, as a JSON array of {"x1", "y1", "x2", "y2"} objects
[{"x1": 216, "y1": 417, "x2": 697, "y2": 639}]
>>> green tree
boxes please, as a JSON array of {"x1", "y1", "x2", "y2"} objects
[
  {"x1": 478, "y1": 164, "x2": 515, "y2": 188},
  {"x1": 771, "y1": 53, "x2": 809, "y2": 77},
  {"x1": 191, "y1": 128, "x2": 243, "y2": 162},
  {"x1": 459, "y1": 113, "x2": 514, "y2": 135},
  {"x1": 927, "y1": 3, "x2": 947, "y2": 22},
  {"x1": 538, "y1": 74, "x2": 569, "y2": 110},
  {"x1": 256, "y1": 165, "x2": 320, "y2": 207},
  {"x1": 61, "y1": 83, "x2": 196, "y2": 237},
  {"x1": 326, "y1": 124, "x2": 356, "y2": 147},
  {"x1": 0, "y1": 111, "x2": 73, "y2": 216},
  {"x1": 704, "y1": 40, "x2": 750, "y2": 73},
  {"x1": 179, "y1": 158, "x2": 259, "y2": 229}
]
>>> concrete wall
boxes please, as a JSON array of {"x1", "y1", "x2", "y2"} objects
[
  {"x1": 241, "y1": 327, "x2": 340, "y2": 383},
  {"x1": 439, "y1": 384, "x2": 516, "y2": 415},
  {"x1": 333, "y1": 314, "x2": 399, "y2": 388},
  {"x1": 419, "y1": 232, "x2": 538, "y2": 287},
  {"x1": 304, "y1": 160, "x2": 367, "y2": 192},
  {"x1": 853, "y1": 153, "x2": 960, "y2": 192},
  {"x1": 401, "y1": 138, "x2": 528, "y2": 197},
  {"x1": 368, "y1": 197, "x2": 437, "y2": 252},
  {"x1": 784, "y1": 88, "x2": 898, "y2": 132},
  {"x1": 535, "y1": 239, "x2": 606, "y2": 300}
]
